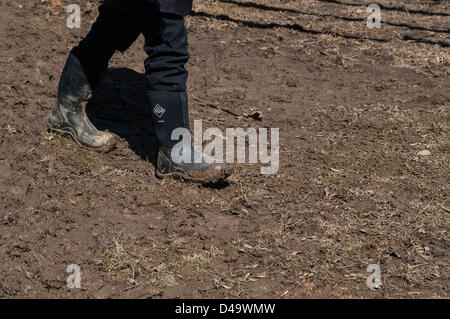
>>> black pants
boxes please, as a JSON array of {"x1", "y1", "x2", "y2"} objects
[{"x1": 71, "y1": 4, "x2": 189, "y2": 92}]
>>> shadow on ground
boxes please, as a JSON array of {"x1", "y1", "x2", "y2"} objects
[{"x1": 87, "y1": 67, "x2": 159, "y2": 164}]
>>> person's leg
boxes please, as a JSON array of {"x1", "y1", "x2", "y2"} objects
[
  {"x1": 141, "y1": 14, "x2": 230, "y2": 182},
  {"x1": 48, "y1": 4, "x2": 140, "y2": 152},
  {"x1": 143, "y1": 14, "x2": 189, "y2": 92},
  {"x1": 143, "y1": 13, "x2": 189, "y2": 153},
  {"x1": 72, "y1": 4, "x2": 141, "y2": 87}
]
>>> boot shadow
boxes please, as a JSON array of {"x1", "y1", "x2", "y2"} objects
[{"x1": 86, "y1": 67, "x2": 158, "y2": 165}]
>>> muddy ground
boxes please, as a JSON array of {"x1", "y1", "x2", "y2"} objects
[{"x1": 0, "y1": 0, "x2": 449, "y2": 298}]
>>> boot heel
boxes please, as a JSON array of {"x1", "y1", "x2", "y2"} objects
[{"x1": 47, "y1": 103, "x2": 64, "y2": 129}]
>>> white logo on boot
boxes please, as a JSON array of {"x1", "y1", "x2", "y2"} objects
[{"x1": 153, "y1": 104, "x2": 166, "y2": 118}]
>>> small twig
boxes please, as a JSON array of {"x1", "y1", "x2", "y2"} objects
[
  {"x1": 441, "y1": 205, "x2": 450, "y2": 213},
  {"x1": 419, "y1": 200, "x2": 433, "y2": 215},
  {"x1": 121, "y1": 282, "x2": 140, "y2": 292},
  {"x1": 199, "y1": 103, "x2": 240, "y2": 117},
  {"x1": 277, "y1": 290, "x2": 289, "y2": 299}
]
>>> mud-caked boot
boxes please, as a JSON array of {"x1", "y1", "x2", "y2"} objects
[
  {"x1": 149, "y1": 91, "x2": 232, "y2": 183},
  {"x1": 48, "y1": 54, "x2": 116, "y2": 153}
]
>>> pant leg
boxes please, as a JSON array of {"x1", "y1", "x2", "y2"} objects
[
  {"x1": 104, "y1": 0, "x2": 193, "y2": 16},
  {"x1": 141, "y1": 13, "x2": 190, "y2": 92},
  {"x1": 71, "y1": 4, "x2": 141, "y2": 87}
]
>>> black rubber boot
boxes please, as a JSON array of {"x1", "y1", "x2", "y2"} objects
[
  {"x1": 48, "y1": 54, "x2": 116, "y2": 153},
  {"x1": 148, "y1": 91, "x2": 231, "y2": 183}
]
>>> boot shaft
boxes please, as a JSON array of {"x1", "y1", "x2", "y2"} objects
[
  {"x1": 57, "y1": 54, "x2": 92, "y2": 112},
  {"x1": 148, "y1": 91, "x2": 189, "y2": 150}
]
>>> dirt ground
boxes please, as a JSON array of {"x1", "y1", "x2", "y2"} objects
[{"x1": 0, "y1": 0, "x2": 449, "y2": 298}]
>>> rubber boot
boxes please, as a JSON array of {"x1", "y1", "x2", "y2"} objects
[
  {"x1": 148, "y1": 91, "x2": 231, "y2": 183},
  {"x1": 48, "y1": 54, "x2": 116, "y2": 153}
]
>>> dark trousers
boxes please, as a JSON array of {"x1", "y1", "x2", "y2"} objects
[{"x1": 71, "y1": 4, "x2": 189, "y2": 92}]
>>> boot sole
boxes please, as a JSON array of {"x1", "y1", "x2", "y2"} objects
[
  {"x1": 155, "y1": 168, "x2": 231, "y2": 184},
  {"x1": 48, "y1": 125, "x2": 116, "y2": 154}
]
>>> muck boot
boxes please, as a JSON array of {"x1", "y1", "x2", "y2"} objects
[
  {"x1": 148, "y1": 91, "x2": 231, "y2": 183},
  {"x1": 48, "y1": 53, "x2": 116, "y2": 153}
]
